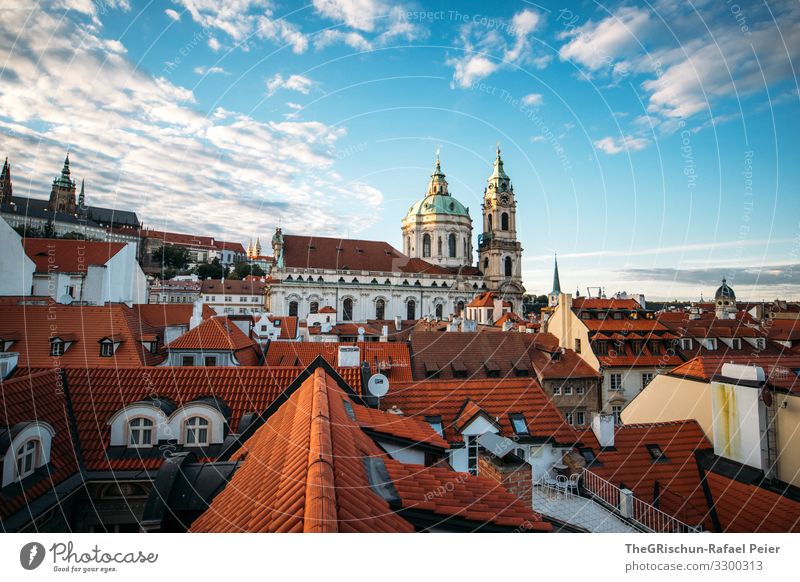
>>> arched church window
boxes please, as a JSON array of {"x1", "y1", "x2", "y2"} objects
[
  {"x1": 463, "y1": 238, "x2": 468, "y2": 258},
  {"x1": 505, "y1": 256, "x2": 513, "y2": 277},
  {"x1": 407, "y1": 299, "x2": 416, "y2": 320},
  {"x1": 435, "y1": 304, "x2": 443, "y2": 319},
  {"x1": 448, "y1": 234, "x2": 456, "y2": 258},
  {"x1": 309, "y1": 301, "x2": 319, "y2": 314},
  {"x1": 375, "y1": 298, "x2": 385, "y2": 320},
  {"x1": 501, "y1": 212, "x2": 509, "y2": 231},
  {"x1": 437, "y1": 236, "x2": 442, "y2": 256},
  {"x1": 288, "y1": 301, "x2": 298, "y2": 317},
  {"x1": 343, "y1": 298, "x2": 353, "y2": 321},
  {"x1": 488, "y1": 215, "x2": 493, "y2": 232},
  {"x1": 483, "y1": 257, "x2": 489, "y2": 269},
  {"x1": 422, "y1": 234, "x2": 431, "y2": 258},
  {"x1": 457, "y1": 300, "x2": 465, "y2": 314}
]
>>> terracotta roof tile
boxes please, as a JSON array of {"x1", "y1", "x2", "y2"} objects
[
  {"x1": 266, "y1": 341, "x2": 412, "y2": 382},
  {"x1": 705, "y1": 471, "x2": 800, "y2": 532},
  {"x1": 579, "y1": 420, "x2": 712, "y2": 528},
  {"x1": 572, "y1": 298, "x2": 641, "y2": 310},
  {"x1": 668, "y1": 354, "x2": 800, "y2": 393},
  {"x1": 22, "y1": 238, "x2": 125, "y2": 272},
  {"x1": 167, "y1": 316, "x2": 260, "y2": 361},
  {"x1": 383, "y1": 377, "x2": 578, "y2": 445},
  {"x1": 190, "y1": 366, "x2": 548, "y2": 532},
  {"x1": 0, "y1": 304, "x2": 165, "y2": 367},
  {"x1": 200, "y1": 279, "x2": 266, "y2": 295},
  {"x1": 0, "y1": 369, "x2": 79, "y2": 521}
]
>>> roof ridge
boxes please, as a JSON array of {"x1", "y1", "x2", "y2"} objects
[{"x1": 304, "y1": 368, "x2": 338, "y2": 533}]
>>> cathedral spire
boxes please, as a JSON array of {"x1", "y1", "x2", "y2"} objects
[
  {"x1": 78, "y1": 179, "x2": 85, "y2": 207},
  {"x1": 62, "y1": 153, "x2": 71, "y2": 178},
  {"x1": 551, "y1": 254, "x2": 562, "y2": 295},
  {"x1": 0, "y1": 157, "x2": 12, "y2": 205},
  {"x1": 491, "y1": 144, "x2": 509, "y2": 181}
]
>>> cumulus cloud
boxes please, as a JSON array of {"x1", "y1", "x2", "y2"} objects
[
  {"x1": 313, "y1": 0, "x2": 386, "y2": 32},
  {"x1": 265, "y1": 73, "x2": 315, "y2": 96},
  {"x1": 0, "y1": 2, "x2": 383, "y2": 239},
  {"x1": 447, "y1": 8, "x2": 545, "y2": 88},
  {"x1": 593, "y1": 135, "x2": 649, "y2": 155},
  {"x1": 165, "y1": 8, "x2": 180, "y2": 21},
  {"x1": 172, "y1": 0, "x2": 308, "y2": 53},
  {"x1": 521, "y1": 93, "x2": 543, "y2": 106},
  {"x1": 194, "y1": 65, "x2": 228, "y2": 75}
]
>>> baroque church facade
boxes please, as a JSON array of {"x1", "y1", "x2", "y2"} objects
[{"x1": 265, "y1": 148, "x2": 526, "y2": 322}]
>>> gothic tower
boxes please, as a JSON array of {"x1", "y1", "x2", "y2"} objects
[
  {"x1": 478, "y1": 147, "x2": 525, "y2": 312},
  {"x1": 48, "y1": 153, "x2": 77, "y2": 215},
  {"x1": 0, "y1": 157, "x2": 12, "y2": 206}
]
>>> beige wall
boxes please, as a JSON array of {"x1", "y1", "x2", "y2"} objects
[
  {"x1": 775, "y1": 392, "x2": 800, "y2": 486},
  {"x1": 622, "y1": 375, "x2": 800, "y2": 488},
  {"x1": 545, "y1": 294, "x2": 600, "y2": 370}
]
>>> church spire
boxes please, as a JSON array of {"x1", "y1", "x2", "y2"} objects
[
  {"x1": 491, "y1": 145, "x2": 509, "y2": 181},
  {"x1": 78, "y1": 179, "x2": 85, "y2": 207},
  {"x1": 1, "y1": 157, "x2": 12, "y2": 205},
  {"x1": 551, "y1": 254, "x2": 561, "y2": 294},
  {"x1": 426, "y1": 149, "x2": 449, "y2": 196}
]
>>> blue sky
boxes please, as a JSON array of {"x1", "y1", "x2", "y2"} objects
[{"x1": 1, "y1": 0, "x2": 799, "y2": 299}]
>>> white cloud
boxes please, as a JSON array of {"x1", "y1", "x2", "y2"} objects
[
  {"x1": 521, "y1": 93, "x2": 543, "y2": 106},
  {"x1": 558, "y1": 7, "x2": 651, "y2": 71},
  {"x1": 172, "y1": 0, "x2": 308, "y2": 53},
  {"x1": 447, "y1": 8, "x2": 545, "y2": 88},
  {"x1": 313, "y1": 0, "x2": 385, "y2": 33},
  {"x1": 194, "y1": 65, "x2": 228, "y2": 75},
  {"x1": 313, "y1": 29, "x2": 373, "y2": 51},
  {"x1": 0, "y1": 1, "x2": 383, "y2": 239},
  {"x1": 593, "y1": 135, "x2": 649, "y2": 155},
  {"x1": 165, "y1": 8, "x2": 180, "y2": 21},
  {"x1": 265, "y1": 73, "x2": 315, "y2": 96}
]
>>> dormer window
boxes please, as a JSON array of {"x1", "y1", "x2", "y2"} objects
[
  {"x1": 50, "y1": 339, "x2": 65, "y2": 357},
  {"x1": 184, "y1": 416, "x2": 209, "y2": 446},
  {"x1": 128, "y1": 417, "x2": 154, "y2": 447},
  {"x1": 731, "y1": 338, "x2": 742, "y2": 350},
  {"x1": 15, "y1": 439, "x2": 40, "y2": 480},
  {"x1": 100, "y1": 342, "x2": 113, "y2": 357},
  {"x1": 425, "y1": 416, "x2": 445, "y2": 438}
]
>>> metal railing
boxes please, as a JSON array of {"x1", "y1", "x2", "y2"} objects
[{"x1": 581, "y1": 469, "x2": 700, "y2": 533}]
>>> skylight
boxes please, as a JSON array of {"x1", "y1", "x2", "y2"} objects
[
  {"x1": 425, "y1": 415, "x2": 444, "y2": 437},
  {"x1": 509, "y1": 413, "x2": 528, "y2": 435},
  {"x1": 646, "y1": 444, "x2": 668, "y2": 462}
]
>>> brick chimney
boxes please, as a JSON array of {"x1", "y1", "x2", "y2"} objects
[{"x1": 477, "y1": 450, "x2": 533, "y2": 509}]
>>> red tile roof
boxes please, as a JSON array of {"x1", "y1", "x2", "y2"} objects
[
  {"x1": 705, "y1": 471, "x2": 800, "y2": 532},
  {"x1": 131, "y1": 303, "x2": 215, "y2": 329},
  {"x1": 266, "y1": 341, "x2": 412, "y2": 382},
  {"x1": 579, "y1": 420, "x2": 712, "y2": 528},
  {"x1": 141, "y1": 229, "x2": 245, "y2": 254},
  {"x1": 279, "y1": 234, "x2": 468, "y2": 276},
  {"x1": 0, "y1": 304, "x2": 165, "y2": 367},
  {"x1": 58, "y1": 366, "x2": 357, "y2": 472},
  {"x1": 200, "y1": 279, "x2": 266, "y2": 295},
  {"x1": 166, "y1": 317, "x2": 262, "y2": 366},
  {"x1": 468, "y1": 292, "x2": 496, "y2": 308},
  {"x1": 190, "y1": 367, "x2": 547, "y2": 532},
  {"x1": 765, "y1": 318, "x2": 800, "y2": 342},
  {"x1": 572, "y1": 297, "x2": 641, "y2": 310},
  {"x1": 382, "y1": 377, "x2": 578, "y2": 445},
  {"x1": 668, "y1": 354, "x2": 800, "y2": 394},
  {"x1": 0, "y1": 369, "x2": 79, "y2": 521},
  {"x1": 23, "y1": 239, "x2": 125, "y2": 272},
  {"x1": 528, "y1": 342, "x2": 600, "y2": 380},
  {"x1": 266, "y1": 315, "x2": 298, "y2": 340}
]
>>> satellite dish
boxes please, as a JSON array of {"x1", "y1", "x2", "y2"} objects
[
  {"x1": 59, "y1": 294, "x2": 73, "y2": 305},
  {"x1": 357, "y1": 326, "x2": 365, "y2": 335},
  {"x1": 367, "y1": 373, "x2": 389, "y2": 398}
]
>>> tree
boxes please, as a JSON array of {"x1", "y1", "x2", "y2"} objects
[
  {"x1": 151, "y1": 245, "x2": 190, "y2": 270},
  {"x1": 229, "y1": 262, "x2": 265, "y2": 280},
  {"x1": 196, "y1": 257, "x2": 224, "y2": 280}
]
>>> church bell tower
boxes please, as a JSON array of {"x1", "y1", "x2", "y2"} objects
[{"x1": 478, "y1": 147, "x2": 525, "y2": 312}]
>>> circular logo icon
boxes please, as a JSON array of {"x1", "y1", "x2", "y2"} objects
[{"x1": 19, "y1": 542, "x2": 46, "y2": 570}]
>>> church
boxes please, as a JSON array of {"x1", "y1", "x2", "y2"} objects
[{"x1": 265, "y1": 147, "x2": 526, "y2": 322}]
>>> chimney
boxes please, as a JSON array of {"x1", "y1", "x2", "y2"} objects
[
  {"x1": 380, "y1": 325, "x2": 389, "y2": 342},
  {"x1": 394, "y1": 315, "x2": 401, "y2": 331},
  {"x1": 591, "y1": 412, "x2": 615, "y2": 448},
  {"x1": 189, "y1": 299, "x2": 204, "y2": 330},
  {"x1": 357, "y1": 327, "x2": 365, "y2": 342},
  {"x1": 337, "y1": 345, "x2": 360, "y2": 367},
  {"x1": 477, "y1": 449, "x2": 532, "y2": 510}
]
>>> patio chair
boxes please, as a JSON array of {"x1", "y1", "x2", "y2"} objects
[
  {"x1": 555, "y1": 475, "x2": 569, "y2": 498},
  {"x1": 567, "y1": 472, "x2": 581, "y2": 495}
]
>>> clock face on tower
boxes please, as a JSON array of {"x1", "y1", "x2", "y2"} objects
[{"x1": 500, "y1": 194, "x2": 509, "y2": 205}]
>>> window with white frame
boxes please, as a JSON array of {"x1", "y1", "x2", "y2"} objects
[
  {"x1": 100, "y1": 340, "x2": 114, "y2": 357},
  {"x1": 641, "y1": 372, "x2": 655, "y2": 388},
  {"x1": 576, "y1": 383, "x2": 585, "y2": 395},
  {"x1": 128, "y1": 417, "x2": 153, "y2": 447},
  {"x1": 611, "y1": 405, "x2": 623, "y2": 425},
  {"x1": 576, "y1": 411, "x2": 586, "y2": 426},
  {"x1": 564, "y1": 411, "x2": 574, "y2": 425},
  {"x1": 679, "y1": 338, "x2": 692, "y2": 350},
  {"x1": 50, "y1": 340, "x2": 65, "y2": 357},
  {"x1": 731, "y1": 338, "x2": 742, "y2": 350},
  {"x1": 184, "y1": 416, "x2": 209, "y2": 446},
  {"x1": 609, "y1": 373, "x2": 623, "y2": 391},
  {"x1": 15, "y1": 439, "x2": 39, "y2": 480},
  {"x1": 466, "y1": 436, "x2": 478, "y2": 475},
  {"x1": 552, "y1": 384, "x2": 561, "y2": 395},
  {"x1": 564, "y1": 384, "x2": 573, "y2": 395}
]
